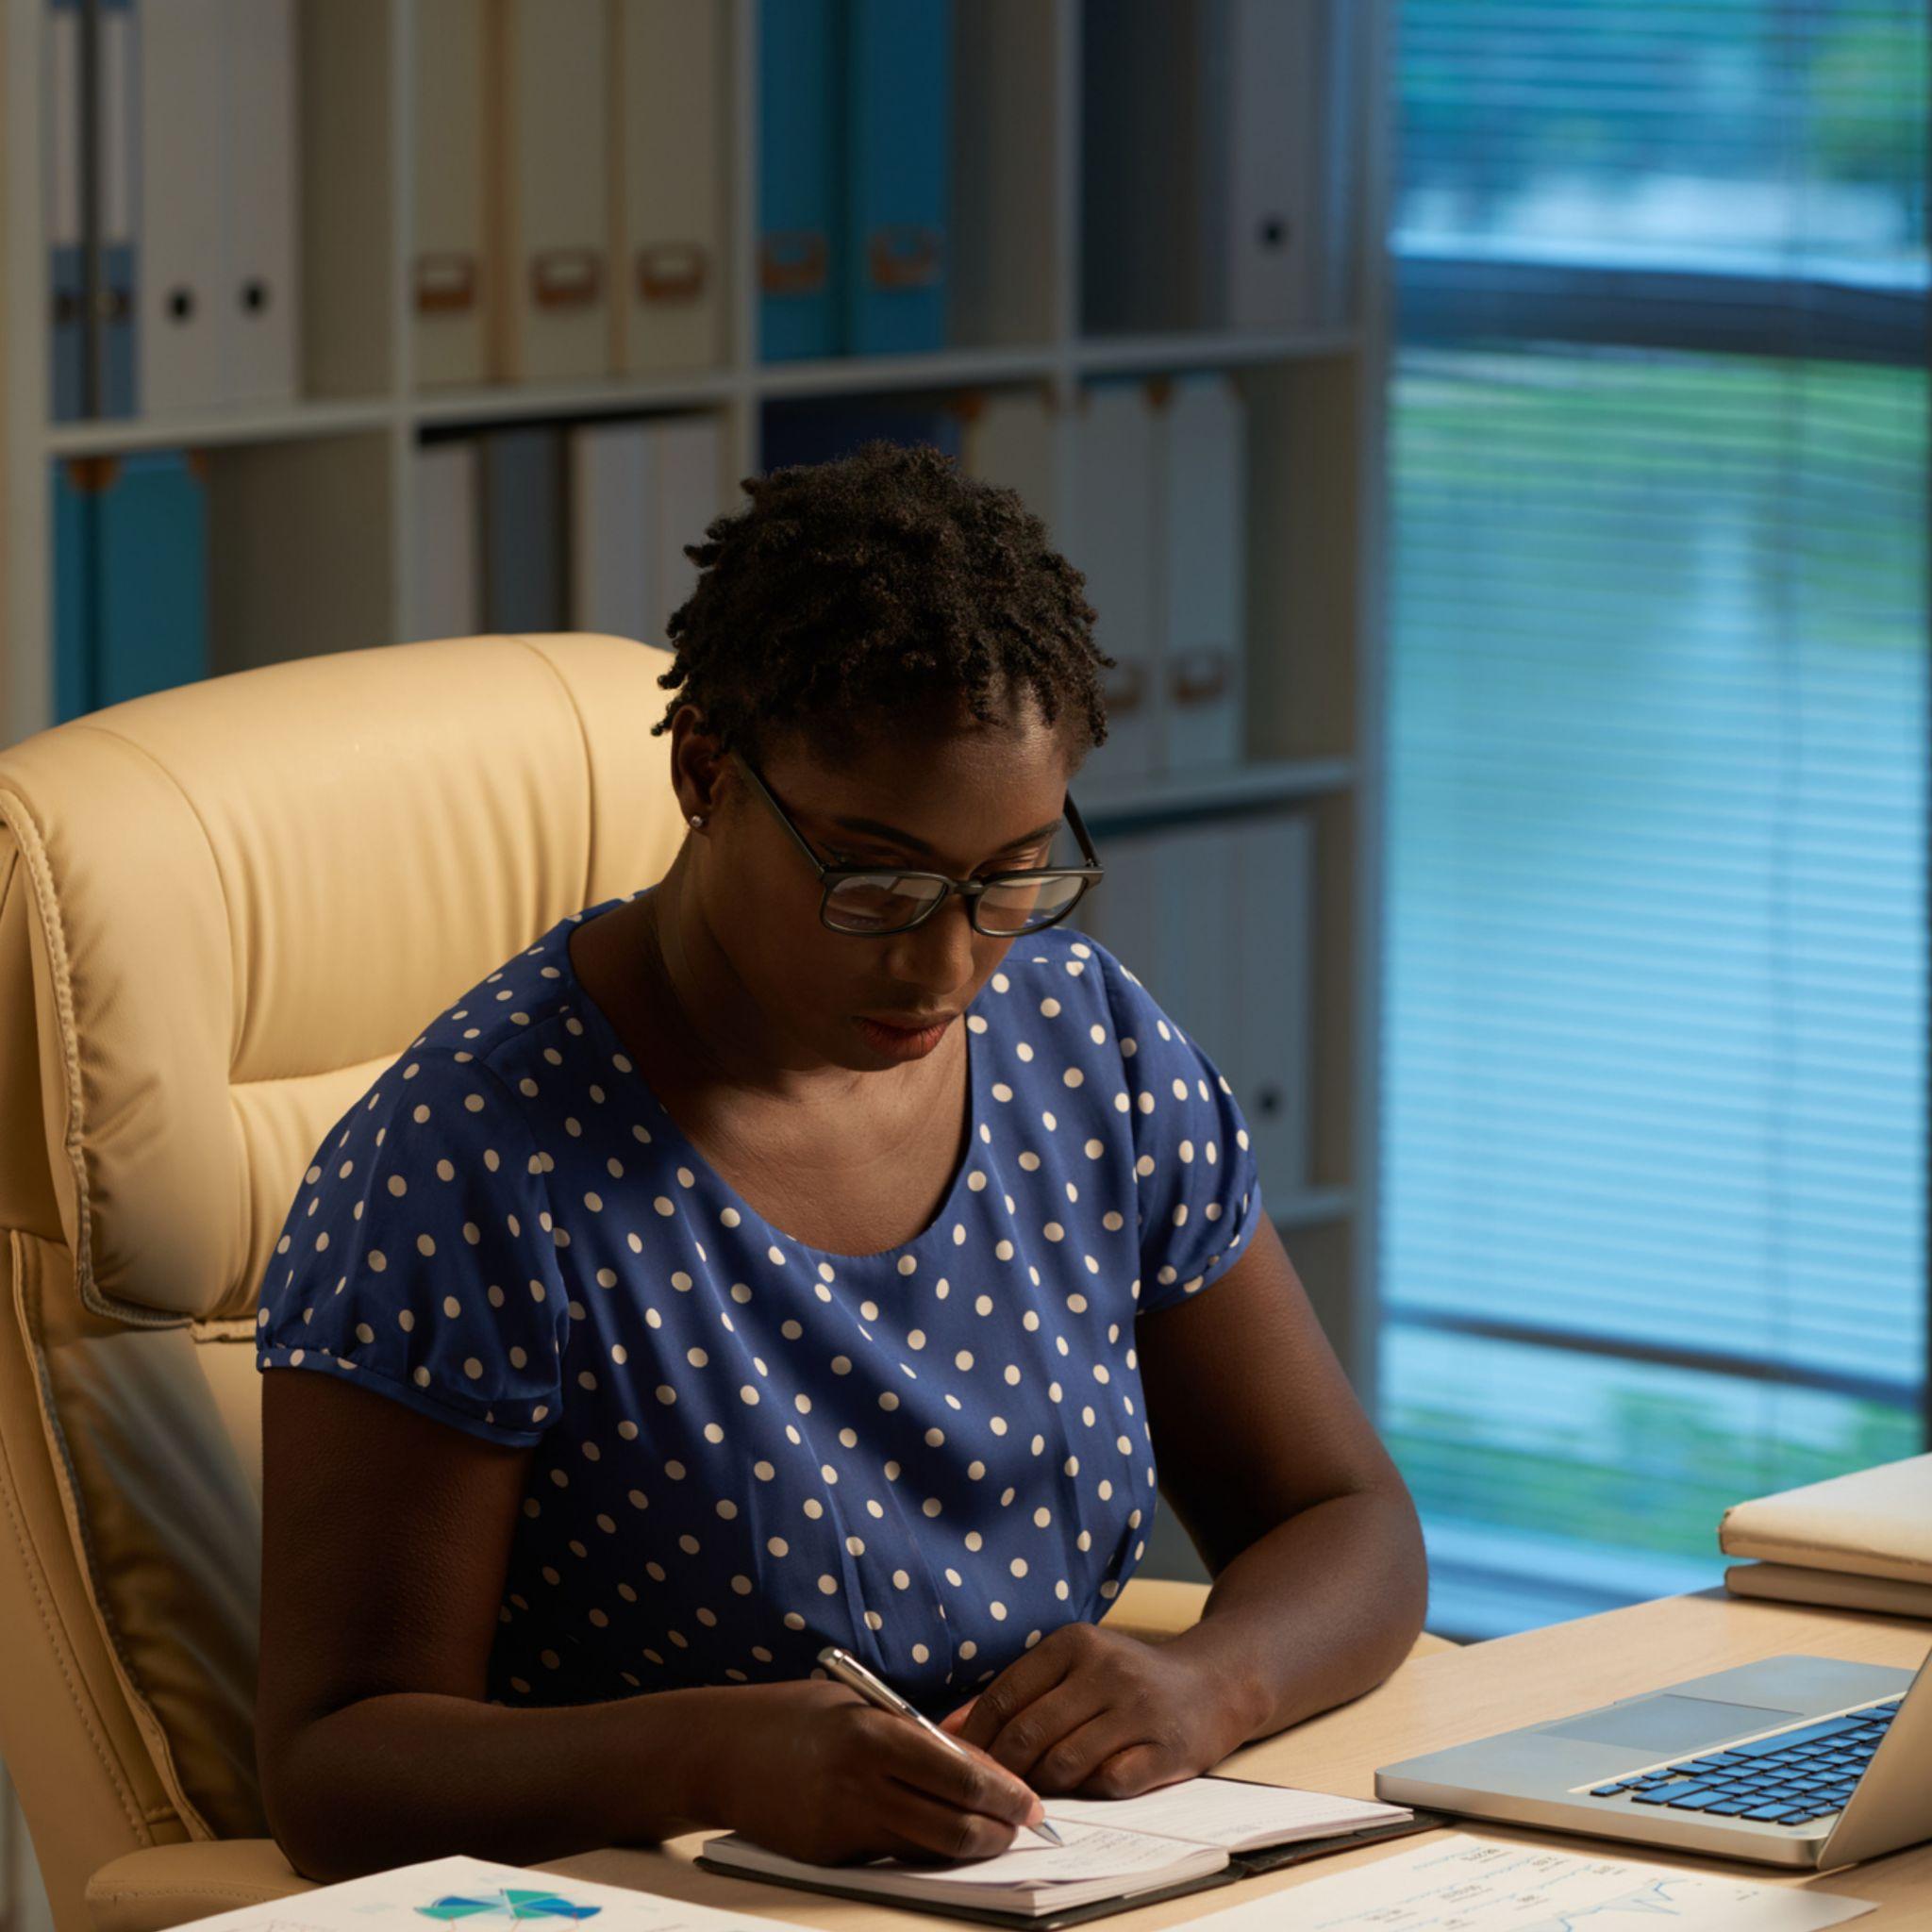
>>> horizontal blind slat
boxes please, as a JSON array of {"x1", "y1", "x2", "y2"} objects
[{"x1": 1383, "y1": 0, "x2": 1928, "y2": 1639}]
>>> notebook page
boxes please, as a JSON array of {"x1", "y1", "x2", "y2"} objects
[
  {"x1": 879, "y1": 1820, "x2": 1220, "y2": 1890},
  {"x1": 1041, "y1": 1776, "x2": 1411, "y2": 1850},
  {"x1": 712, "y1": 1817, "x2": 1223, "y2": 1894}
]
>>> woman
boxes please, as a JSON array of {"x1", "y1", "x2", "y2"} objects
[{"x1": 254, "y1": 440, "x2": 1427, "y2": 1884}]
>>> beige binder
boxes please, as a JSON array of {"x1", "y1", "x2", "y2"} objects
[
  {"x1": 610, "y1": 0, "x2": 728, "y2": 375},
  {"x1": 413, "y1": 0, "x2": 490, "y2": 388},
  {"x1": 1719, "y1": 1453, "x2": 1932, "y2": 1591},
  {"x1": 492, "y1": 0, "x2": 611, "y2": 382},
  {"x1": 956, "y1": 387, "x2": 1068, "y2": 546}
]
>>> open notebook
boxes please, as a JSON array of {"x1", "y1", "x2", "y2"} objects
[{"x1": 696, "y1": 1775, "x2": 1446, "y2": 1928}]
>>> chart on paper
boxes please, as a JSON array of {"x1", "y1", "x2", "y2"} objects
[{"x1": 1172, "y1": 1833, "x2": 1875, "y2": 1932}]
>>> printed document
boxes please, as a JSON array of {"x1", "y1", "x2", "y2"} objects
[{"x1": 1173, "y1": 1832, "x2": 1875, "y2": 1931}]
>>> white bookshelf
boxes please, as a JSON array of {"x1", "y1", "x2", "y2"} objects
[{"x1": 0, "y1": 0, "x2": 1391, "y2": 1407}]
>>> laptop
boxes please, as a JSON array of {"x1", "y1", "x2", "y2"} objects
[{"x1": 1375, "y1": 1648, "x2": 1931, "y2": 1871}]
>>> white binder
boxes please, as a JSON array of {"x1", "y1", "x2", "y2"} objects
[
  {"x1": 568, "y1": 420, "x2": 657, "y2": 640},
  {"x1": 650, "y1": 413, "x2": 722, "y2": 643},
  {"x1": 410, "y1": 441, "x2": 481, "y2": 643},
  {"x1": 495, "y1": 0, "x2": 611, "y2": 382},
  {"x1": 137, "y1": 0, "x2": 227, "y2": 413},
  {"x1": 611, "y1": 0, "x2": 727, "y2": 375},
  {"x1": 98, "y1": 0, "x2": 137, "y2": 401},
  {"x1": 1068, "y1": 381, "x2": 1160, "y2": 786},
  {"x1": 413, "y1": 0, "x2": 490, "y2": 388},
  {"x1": 1223, "y1": 0, "x2": 1321, "y2": 329},
  {"x1": 1149, "y1": 814, "x2": 1310, "y2": 1199},
  {"x1": 45, "y1": 0, "x2": 81, "y2": 410},
  {"x1": 1156, "y1": 374, "x2": 1246, "y2": 773},
  {"x1": 46, "y1": 3, "x2": 79, "y2": 250},
  {"x1": 224, "y1": 0, "x2": 299, "y2": 405},
  {"x1": 958, "y1": 388, "x2": 1067, "y2": 547},
  {"x1": 1229, "y1": 810, "x2": 1312, "y2": 1193},
  {"x1": 1080, "y1": 833, "x2": 1161, "y2": 1008},
  {"x1": 1148, "y1": 819, "x2": 1244, "y2": 1113}
]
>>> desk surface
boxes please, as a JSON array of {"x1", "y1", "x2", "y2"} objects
[{"x1": 536, "y1": 1588, "x2": 1932, "y2": 1926}]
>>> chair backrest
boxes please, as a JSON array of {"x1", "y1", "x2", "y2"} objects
[{"x1": 0, "y1": 634, "x2": 684, "y2": 1929}]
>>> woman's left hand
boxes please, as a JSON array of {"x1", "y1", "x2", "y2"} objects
[{"x1": 936, "y1": 1623, "x2": 1257, "y2": 1798}]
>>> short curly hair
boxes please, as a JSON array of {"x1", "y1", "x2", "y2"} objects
[{"x1": 648, "y1": 436, "x2": 1114, "y2": 767}]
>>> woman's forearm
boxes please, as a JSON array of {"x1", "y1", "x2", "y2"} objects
[
  {"x1": 1162, "y1": 1486, "x2": 1430, "y2": 1745},
  {"x1": 266, "y1": 1683, "x2": 737, "y2": 1882}
]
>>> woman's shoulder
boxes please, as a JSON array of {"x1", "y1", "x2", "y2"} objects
[
  {"x1": 408, "y1": 914, "x2": 581, "y2": 1059},
  {"x1": 977, "y1": 924, "x2": 1175, "y2": 1058}
]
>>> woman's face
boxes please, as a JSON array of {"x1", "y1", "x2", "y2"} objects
[{"x1": 704, "y1": 705, "x2": 1079, "y2": 1073}]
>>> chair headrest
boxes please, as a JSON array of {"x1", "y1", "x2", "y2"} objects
[{"x1": 0, "y1": 633, "x2": 684, "y2": 1325}]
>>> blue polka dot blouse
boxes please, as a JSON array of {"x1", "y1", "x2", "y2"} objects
[{"x1": 257, "y1": 894, "x2": 1265, "y2": 1713}]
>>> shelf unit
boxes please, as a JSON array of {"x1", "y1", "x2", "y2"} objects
[{"x1": 0, "y1": 0, "x2": 1391, "y2": 1410}]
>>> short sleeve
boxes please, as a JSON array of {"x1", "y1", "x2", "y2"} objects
[
  {"x1": 256, "y1": 1049, "x2": 573, "y2": 1446},
  {"x1": 1094, "y1": 941, "x2": 1268, "y2": 1316}
]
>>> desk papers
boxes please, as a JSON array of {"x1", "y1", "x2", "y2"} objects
[
  {"x1": 172, "y1": 1854, "x2": 813, "y2": 1932},
  {"x1": 1172, "y1": 1831, "x2": 1875, "y2": 1931}
]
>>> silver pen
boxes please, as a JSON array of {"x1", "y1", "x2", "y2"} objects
[{"x1": 817, "y1": 1643, "x2": 1066, "y2": 1847}]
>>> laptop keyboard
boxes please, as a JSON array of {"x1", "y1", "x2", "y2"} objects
[{"x1": 1583, "y1": 1695, "x2": 1903, "y2": 1826}]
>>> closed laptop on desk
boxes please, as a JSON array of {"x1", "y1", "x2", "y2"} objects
[{"x1": 1376, "y1": 1648, "x2": 1931, "y2": 1871}]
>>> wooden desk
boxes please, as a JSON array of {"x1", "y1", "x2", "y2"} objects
[{"x1": 536, "y1": 1587, "x2": 1932, "y2": 1926}]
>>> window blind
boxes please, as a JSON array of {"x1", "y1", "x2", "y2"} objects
[{"x1": 1382, "y1": 0, "x2": 1930, "y2": 1640}]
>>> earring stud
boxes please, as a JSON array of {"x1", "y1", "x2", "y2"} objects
[{"x1": 689, "y1": 813, "x2": 706, "y2": 828}]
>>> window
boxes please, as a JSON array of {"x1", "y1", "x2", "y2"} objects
[{"x1": 1381, "y1": 0, "x2": 1930, "y2": 1640}]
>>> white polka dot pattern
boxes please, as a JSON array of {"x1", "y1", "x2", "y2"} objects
[
  {"x1": 254, "y1": 898, "x2": 1264, "y2": 1715},
  {"x1": 1092, "y1": 942, "x2": 1266, "y2": 1313},
  {"x1": 256, "y1": 1057, "x2": 573, "y2": 1443}
]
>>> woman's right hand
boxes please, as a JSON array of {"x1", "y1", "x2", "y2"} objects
[{"x1": 690, "y1": 1677, "x2": 1049, "y2": 1865}]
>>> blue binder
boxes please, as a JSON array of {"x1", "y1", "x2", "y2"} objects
[
  {"x1": 50, "y1": 245, "x2": 88, "y2": 424},
  {"x1": 50, "y1": 450, "x2": 208, "y2": 717},
  {"x1": 758, "y1": 0, "x2": 842, "y2": 361},
  {"x1": 842, "y1": 0, "x2": 950, "y2": 357},
  {"x1": 762, "y1": 398, "x2": 964, "y2": 473},
  {"x1": 48, "y1": 0, "x2": 137, "y2": 419},
  {"x1": 96, "y1": 451, "x2": 209, "y2": 706},
  {"x1": 480, "y1": 427, "x2": 566, "y2": 634},
  {"x1": 52, "y1": 459, "x2": 95, "y2": 721}
]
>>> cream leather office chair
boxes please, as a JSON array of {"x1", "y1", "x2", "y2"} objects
[{"x1": 0, "y1": 633, "x2": 1452, "y2": 1932}]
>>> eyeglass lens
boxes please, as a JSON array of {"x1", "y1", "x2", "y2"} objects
[{"x1": 824, "y1": 871, "x2": 1087, "y2": 936}]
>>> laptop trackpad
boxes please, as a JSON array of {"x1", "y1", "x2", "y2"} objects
[{"x1": 1537, "y1": 1694, "x2": 1805, "y2": 1755}]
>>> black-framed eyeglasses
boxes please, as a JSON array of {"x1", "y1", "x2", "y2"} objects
[{"x1": 728, "y1": 749, "x2": 1105, "y2": 938}]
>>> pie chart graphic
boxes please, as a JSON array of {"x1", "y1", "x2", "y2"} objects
[{"x1": 415, "y1": 1890, "x2": 602, "y2": 1923}]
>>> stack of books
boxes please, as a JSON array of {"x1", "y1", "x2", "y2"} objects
[{"x1": 1720, "y1": 1454, "x2": 1932, "y2": 1620}]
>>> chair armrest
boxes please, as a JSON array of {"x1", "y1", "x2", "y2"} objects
[
  {"x1": 86, "y1": 1840, "x2": 312, "y2": 1932},
  {"x1": 1108, "y1": 1575, "x2": 1461, "y2": 1661}
]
